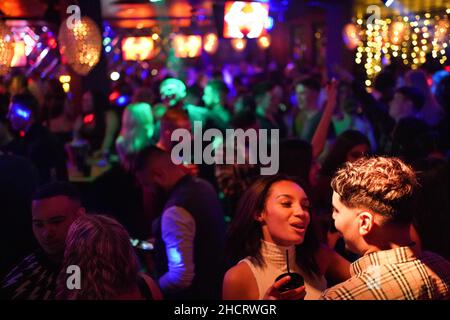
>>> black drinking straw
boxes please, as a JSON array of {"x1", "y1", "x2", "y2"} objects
[{"x1": 286, "y1": 250, "x2": 290, "y2": 273}]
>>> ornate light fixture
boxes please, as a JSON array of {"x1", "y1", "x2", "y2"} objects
[
  {"x1": 0, "y1": 21, "x2": 14, "y2": 76},
  {"x1": 58, "y1": 16, "x2": 102, "y2": 76}
]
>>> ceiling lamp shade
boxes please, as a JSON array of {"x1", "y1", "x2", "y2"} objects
[
  {"x1": 122, "y1": 36, "x2": 157, "y2": 61},
  {"x1": 58, "y1": 16, "x2": 102, "y2": 75},
  {"x1": 173, "y1": 34, "x2": 202, "y2": 58},
  {"x1": 0, "y1": 21, "x2": 14, "y2": 76}
]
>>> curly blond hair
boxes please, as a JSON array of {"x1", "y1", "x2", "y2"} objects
[
  {"x1": 331, "y1": 156, "x2": 418, "y2": 224},
  {"x1": 56, "y1": 214, "x2": 140, "y2": 300},
  {"x1": 116, "y1": 102, "x2": 154, "y2": 170}
]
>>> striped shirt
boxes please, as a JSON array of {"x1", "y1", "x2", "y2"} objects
[{"x1": 320, "y1": 246, "x2": 450, "y2": 300}]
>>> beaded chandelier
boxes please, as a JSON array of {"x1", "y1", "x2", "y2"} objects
[
  {"x1": 0, "y1": 21, "x2": 14, "y2": 76},
  {"x1": 58, "y1": 16, "x2": 102, "y2": 76}
]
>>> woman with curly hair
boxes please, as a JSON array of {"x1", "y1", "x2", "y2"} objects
[{"x1": 56, "y1": 214, "x2": 162, "y2": 300}]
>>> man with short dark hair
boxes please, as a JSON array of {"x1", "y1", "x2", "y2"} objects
[
  {"x1": 4, "y1": 93, "x2": 68, "y2": 185},
  {"x1": 293, "y1": 77, "x2": 323, "y2": 141},
  {"x1": 321, "y1": 156, "x2": 450, "y2": 300},
  {"x1": 388, "y1": 86, "x2": 430, "y2": 163},
  {"x1": 389, "y1": 86, "x2": 426, "y2": 122},
  {"x1": 202, "y1": 79, "x2": 231, "y2": 131},
  {"x1": 134, "y1": 146, "x2": 226, "y2": 300},
  {"x1": 1, "y1": 182, "x2": 85, "y2": 300}
]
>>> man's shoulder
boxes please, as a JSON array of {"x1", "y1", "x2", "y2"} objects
[
  {"x1": 1, "y1": 251, "x2": 60, "y2": 300},
  {"x1": 1, "y1": 253, "x2": 39, "y2": 288},
  {"x1": 420, "y1": 251, "x2": 450, "y2": 276},
  {"x1": 320, "y1": 273, "x2": 371, "y2": 300}
]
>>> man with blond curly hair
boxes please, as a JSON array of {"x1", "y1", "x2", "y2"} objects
[{"x1": 321, "y1": 156, "x2": 450, "y2": 300}]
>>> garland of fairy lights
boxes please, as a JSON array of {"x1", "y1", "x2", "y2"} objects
[{"x1": 355, "y1": 9, "x2": 449, "y2": 87}]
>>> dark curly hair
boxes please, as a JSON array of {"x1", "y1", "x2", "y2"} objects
[{"x1": 331, "y1": 156, "x2": 418, "y2": 225}]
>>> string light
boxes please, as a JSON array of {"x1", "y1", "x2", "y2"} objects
[{"x1": 356, "y1": 12, "x2": 450, "y2": 86}]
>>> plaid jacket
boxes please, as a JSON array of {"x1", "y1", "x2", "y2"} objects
[{"x1": 321, "y1": 246, "x2": 450, "y2": 300}]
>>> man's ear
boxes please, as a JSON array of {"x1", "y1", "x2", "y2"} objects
[{"x1": 358, "y1": 211, "x2": 374, "y2": 236}]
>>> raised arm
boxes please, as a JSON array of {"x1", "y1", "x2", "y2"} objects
[{"x1": 311, "y1": 79, "x2": 338, "y2": 159}]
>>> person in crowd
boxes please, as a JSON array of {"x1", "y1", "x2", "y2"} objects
[
  {"x1": 315, "y1": 130, "x2": 371, "y2": 260},
  {"x1": 43, "y1": 79, "x2": 73, "y2": 145},
  {"x1": 334, "y1": 67, "x2": 396, "y2": 153},
  {"x1": 56, "y1": 214, "x2": 163, "y2": 300},
  {"x1": 435, "y1": 74, "x2": 450, "y2": 153},
  {"x1": 293, "y1": 77, "x2": 323, "y2": 141},
  {"x1": 387, "y1": 86, "x2": 432, "y2": 163},
  {"x1": 73, "y1": 90, "x2": 120, "y2": 160},
  {"x1": 388, "y1": 86, "x2": 426, "y2": 123},
  {"x1": 223, "y1": 175, "x2": 350, "y2": 300},
  {"x1": 133, "y1": 146, "x2": 226, "y2": 300},
  {"x1": 214, "y1": 110, "x2": 261, "y2": 217},
  {"x1": 411, "y1": 157, "x2": 450, "y2": 261},
  {"x1": 321, "y1": 156, "x2": 450, "y2": 300},
  {"x1": 0, "y1": 153, "x2": 39, "y2": 279},
  {"x1": 0, "y1": 93, "x2": 12, "y2": 148},
  {"x1": 332, "y1": 81, "x2": 377, "y2": 150},
  {"x1": 233, "y1": 93, "x2": 256, "y2": 115},
  {"x1": 0, "y1": 182, "x2": 85, "y2": 299},
  {"x1": 155, "y1": 108, "x2": 198, "y2": 177},
  {"x1": 316, "y1": 130, "x2": 371, "y2": 214},
  {"x1": 116, "y1": 102, "x2": 155, "y2": 170},
  {"x1": 158, "y1": 77, "x2": 209, "y2": 127},
  {"x1": 372, "y1": 70, "x2": 397, "y2": 106},
  {"x1": 4, "y1": 93, "x2": 68, "y2": 184},
  {"x1": 254, "y1": 81, "x2": 286, "y2": 137},
  {"x1": 87, "y1": 102, "x2": 156, "y2": 246},
  {"x1": 202, "y1": 79, "x2": 232, "y2": 131},
  {"x1": 156, "y1": 108, "x2": 191, "y2": 154},
  {"x1": 404, "y1": 69, "x2": 444, "y2": 127}
]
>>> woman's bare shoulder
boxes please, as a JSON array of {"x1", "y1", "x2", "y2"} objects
[{"x1": 223, "y1": 261, "x2": 258, "y2": 300}]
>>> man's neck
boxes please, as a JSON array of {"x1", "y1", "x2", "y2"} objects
[
  {"x1": 47, "y1": 252, "x2": 64, "y2": 264},
  {"x1": 362, "y1": 228, "x2": 415, "y2": 256}
]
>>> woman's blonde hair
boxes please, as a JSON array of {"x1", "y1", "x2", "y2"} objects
[
  {"x1": 56, "y1": 214, "x2": 140, "y2": 300},
  {"x1": 115, "y1": 102, "x2": 154, "y2": 169}
]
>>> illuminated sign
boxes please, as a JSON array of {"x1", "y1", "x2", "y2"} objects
[
  {"x1": 173, "y1": 35, "x2": 202, "y2": 58},
  {"x1": 121, "y1": 36, "x2": 156, "y2": 61},
  {"x1": 224, "y1": 1, "x2": 269, "y2": 39}
]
